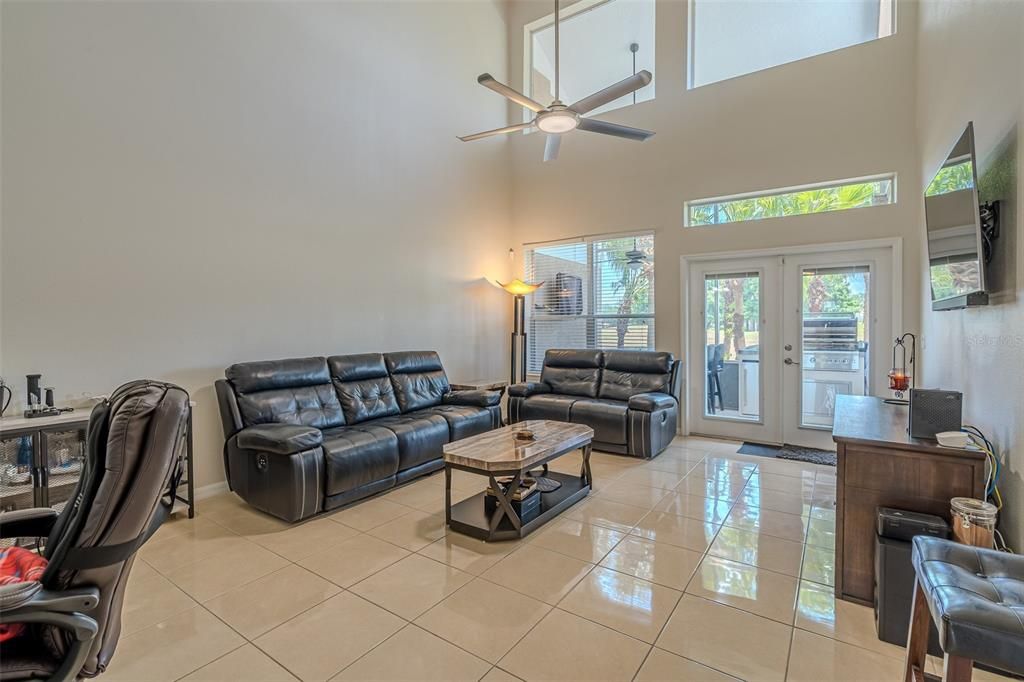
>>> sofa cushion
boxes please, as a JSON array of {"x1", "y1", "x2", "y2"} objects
[
  {"x1": 385, "y1": 351, "x2": 450, "y2": 412},
  {"x1": 227, "y1": 357, "x2": 345, "y2": 429},
  {"x1": 520, "y1": 394, "x2": 580, "y2": 421},
  {"x1": 329, "y1": 353, "x2": 400, "y2": 424},
  {"x1": 370, "y1": 412, "x2": 450, "y2": 471},
  {"x1": 599, "y1": 350, "x2": 674, "y2": 401},
  {"x1": 320, "y1": 425, "x2": 400, "y2": 497},
  {"x1": 570, "y1": 398, "x2": 628, "y2": 445},
  {"x1": 418, "y1": 405, "x2": 495, "y2": 441},
  {"x1": 540, "y1": 349, "x2": 603, "y2": 397}
]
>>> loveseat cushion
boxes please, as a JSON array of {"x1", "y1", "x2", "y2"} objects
[
  {"x1": 329, "y1": 353, "x2": 400, "y2": 424},
  {"x1": 419, "y1": 405, "x2": 495, "y2": 441},
  {"x1": 227, "y1": 357, "x2": 345, "y2": 429},
  {"x1": 370, "y1": 412, "x2": 450, "y2": 471},
  {"x1": 570, "y1": 398, "x2": 628, "y2": 445},
  {"x1": 385, "y1": 351, "x2": 450, "y2": 412},
  {"x1": 599, "y1": 350, "x2": 674, "y2": 401},
  {"x1": 320, "y1": 425, "x2": 400, "y2": 497},
  {"x1": 539, "y1": 349, "x2": 603, "y2": 397},
  {"x1": 519, "y1": 394, "x2": 580, "y2": 421},
  {"x1": 236, "y1": 424, "x2": 324, "y2": 455}
]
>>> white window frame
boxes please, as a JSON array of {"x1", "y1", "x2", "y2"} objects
[
  {"x1": 686, "y1": 0, "x2": 898, "y2": 90},
  {"x1": 684, "y1": 173, "x2": 898, "y2": 228},
  {"x1": 522, "y1": 0, "x2": 655, "y2": 125},
  {"x1": 524, "y1": 231, "x2": 656, "y2": 375}
]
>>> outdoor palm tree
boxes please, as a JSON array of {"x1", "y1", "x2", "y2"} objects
[{"x1": 599, "y1": 237, "x2": 654, "y2": 348}]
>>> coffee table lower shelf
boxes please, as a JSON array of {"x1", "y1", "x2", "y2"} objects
[{"x1": 447, "y1": 471, "x2": 590, "y2": 542}]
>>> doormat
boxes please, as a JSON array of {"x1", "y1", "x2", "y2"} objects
[{"x1": 738, "y1": 442, "x2": 836, "y2": 467}]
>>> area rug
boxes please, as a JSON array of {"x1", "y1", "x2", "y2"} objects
[{"x1": 738, "y1": 442, "x2": 837, "y2": 467}]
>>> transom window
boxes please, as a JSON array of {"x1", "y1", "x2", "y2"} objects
[
  {"x1": 686, "y1": 174, "x2": 896, "y2": 227},
  {"x1": 689, "y1": 0, "x2": 895, "y2": 89},
  {"x1": 525, "y1": 0, "x2": 655, "y2": 120},
  {"x1": 524, "y1": 234, "x2": 655, "y2": 374}
]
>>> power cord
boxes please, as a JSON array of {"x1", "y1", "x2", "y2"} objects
[{"x1": 962, "y1": 424, "x2": 1012, "y2": 552}]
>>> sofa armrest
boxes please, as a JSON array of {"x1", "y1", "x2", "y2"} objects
[
  {"x1": 236, "y1": 424, "x2": 323, "y2": 455},
  {"x1": 443, "y1": 390, "x2": 501, "y2": 408},
  {"x1": 507, "y1": 382, "x2": 551, "y2": 398},
  {"x1": 628, "y1": 392, "x2": 677, "y2": 412},
  {"x1": 0, "y1": 508, "x2": 59, "y2": 539}
]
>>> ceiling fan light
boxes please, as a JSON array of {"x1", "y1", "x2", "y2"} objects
[
  {"x1": 537, "y1": 110, "x2": 578, "y2": 134},
  {"x1": 627, "y1": 259, "x2": 643, "y2": 271}
]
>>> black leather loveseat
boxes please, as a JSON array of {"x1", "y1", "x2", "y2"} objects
[
  {"x1": 507, "y1": 349, "x2": 680, "y2": 458},
  {"x1": 215, "y1": 351, "x2": 500, "y2": 521}
]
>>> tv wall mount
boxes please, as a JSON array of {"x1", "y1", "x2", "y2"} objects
[{"x1": 980, "y1": 200, "x2": 999, "y2": 264}]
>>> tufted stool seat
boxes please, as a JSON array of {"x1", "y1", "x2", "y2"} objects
[{"x1": 904, "y1": 535, "x2": 1024, "y2": 681}]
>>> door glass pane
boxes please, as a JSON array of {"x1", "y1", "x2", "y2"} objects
[
  {"x1": 800, "y1": 266, "x2": 870, "y2": 429},
  {"x1": 45, "y1": 428, "x2": 86, "y2": 513},
  {"x1": 1, "y1": 434, "x2": 37, "y2": 547},
  {"x1": 704, "y1": 272, "x2": 760, "y2": 421}
]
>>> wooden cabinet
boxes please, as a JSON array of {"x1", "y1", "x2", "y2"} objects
[
  {"x1": 2, "y1": 406, "x2": 196, "y2": 547},
  {"x1": 832, "y1": 396, "x2": 985, "y2": 605}
]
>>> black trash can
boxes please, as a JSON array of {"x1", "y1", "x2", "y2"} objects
[{"x1": 875, "y1": 507, "x2": 949, "y2": 657}]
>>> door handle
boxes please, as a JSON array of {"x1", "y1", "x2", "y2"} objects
[{"x1": 784, "y1": 357, "x2": 796, "y2": 365}]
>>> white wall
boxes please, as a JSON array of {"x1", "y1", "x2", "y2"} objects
[
  {"x1": 506, "y1": 0, "x2": 921, "y2": 408},
  {"x1": 0, "y1": 1, "x2": 514, "y2": 489},
  {"x1": 915, "y1": 0, "x2": 1024, "y2": 550}
]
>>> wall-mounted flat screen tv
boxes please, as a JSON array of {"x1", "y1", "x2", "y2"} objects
[{"x1": 924, "y1": 122, "x2": 988, "y2": 310}]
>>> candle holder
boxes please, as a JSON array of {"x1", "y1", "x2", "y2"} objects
[{"x1": 885, "y1": 333, "x2": 916, "y2": 405}]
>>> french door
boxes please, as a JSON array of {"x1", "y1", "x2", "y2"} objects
[{"x1": 686, "y1": 245, "x2": 895, "y2": 450}]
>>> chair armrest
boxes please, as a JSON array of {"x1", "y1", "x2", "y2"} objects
[
  {"x1": 628, "y1": 393, "x2": 677, "y2": 412},
  {"x1": 236, "y1": 424, "x2": 323, "y2": 455},
  {"x1": 507, "y1": 382, "x2": 551, "y2": 398},
  {"x1": 443, "y1": 390, "x2": 501, "y2": 408},
  {"x1": 0, "y1": 508, "x2": 59, "y2": 539}
]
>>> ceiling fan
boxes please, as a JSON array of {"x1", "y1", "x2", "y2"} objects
[{"x1": 458, "y1": 0, "x2": 655, "y2": 162}]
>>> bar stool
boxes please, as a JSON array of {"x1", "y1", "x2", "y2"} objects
[{"x1": 905, "y1": 535, "x2": 1024, "y2": 682}]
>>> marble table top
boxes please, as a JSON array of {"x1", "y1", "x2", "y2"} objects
[{"x1": 443, "y1": 420, "x2": 593, "y2": 472}]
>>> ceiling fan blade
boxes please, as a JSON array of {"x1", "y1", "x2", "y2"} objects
[
  {"x1": 477, "y1": 73, "x2": 546, "y2": 113},
  {"x1": 543, "y1": 134, "x2": 561, "y2": 162},
  {"x1": 577, "y1": 117, "x2": 655, "y2": 141},
  {"x1": 458, "y1": 122, "x2": 533, "y2": 142},
  {"x1": 569, "y1": 70, "x2": 653, "y2": 115}
]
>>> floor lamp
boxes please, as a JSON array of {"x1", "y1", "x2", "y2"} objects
[{"x1": 499, "y1": 279, "x2": 543, "y2": 385}]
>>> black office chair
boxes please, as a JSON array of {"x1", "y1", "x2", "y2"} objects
[
  {"x1": 706, "y1": 344, "x2": 725, "y2": 414},
  {"x1": 0, "y1": 380, "x2": 189, "y2": 681}
]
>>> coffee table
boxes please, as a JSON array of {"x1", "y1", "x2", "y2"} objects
[{"x1": 442, "y1": 420, "x2": 594, "y2": 542}]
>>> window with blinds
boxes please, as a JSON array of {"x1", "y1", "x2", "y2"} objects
[{"x1": 524, "y1": 234, "x2": 655, "y2": 373}]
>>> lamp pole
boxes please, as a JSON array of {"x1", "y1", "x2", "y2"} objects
[
  {"x1": 500, "y1": 280, "x2": 544, "y2": 385},
  {"x1": 511, "y1": 294, "x2": 527, "y2": 384}
]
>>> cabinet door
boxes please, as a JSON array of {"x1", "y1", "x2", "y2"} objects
[
  {"x1": 43, "y1": 427, "x2": 87, "y2": 512},
  {"x1": 1, "y1": 433, "x2": 40, "y2": 547}
]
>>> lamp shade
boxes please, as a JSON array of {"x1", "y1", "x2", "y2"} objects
[{"x1": 499, "y1": 279, "x2": 543, "y2": 295}]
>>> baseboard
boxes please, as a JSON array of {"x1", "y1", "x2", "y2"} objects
[{"x1": 193, "y1": 481, "x2": 229, "y2": 500}]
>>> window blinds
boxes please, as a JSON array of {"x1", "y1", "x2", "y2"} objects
[{"x1": 524, "y1": 234, "x2": 655, "y2": 373}]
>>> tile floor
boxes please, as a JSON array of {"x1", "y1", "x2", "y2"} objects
[{"x1": 106, "y1": 436, "x2": 1014, "y2": 681}]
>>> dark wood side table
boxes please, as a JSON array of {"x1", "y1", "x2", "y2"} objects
[
  {"x1": 832, "y1": 395, "x2": 986, "y2": 605},
  {"x1": 449, "y1": 380, "x2": 509, "y2": 397}
]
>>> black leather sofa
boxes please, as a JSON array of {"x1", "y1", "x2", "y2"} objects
[
  {"x1": 508, "y1": 349, "x2": 680, "y2": 458},
  {"x1": 215, "y1": 351, "x2": 501, "y2": 522}
]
